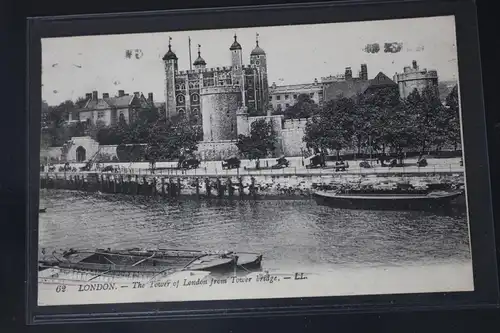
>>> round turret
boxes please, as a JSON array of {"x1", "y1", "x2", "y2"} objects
[
  {"x1": 162, "y1": 39, "x2": 177, "y2": 61},
  {"x1": 193, "y1": 56, "x2": 206, "y2": 66},
  {"x1": 193, "y1": 44, "x2": 206, "y2": 67},
  {"x1": 251, "y1": 41, "x2": 265, "y2": 56},
  {"x1": 229, "y1": 34, "x2": 242, "y2": 50}
]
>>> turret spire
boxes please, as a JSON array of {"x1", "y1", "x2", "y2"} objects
[
  {"x1": 162, "y1": 36, "x2": 178, "y2": 60},
  {"x1": 230, "y1": 33, "x2": 242, "y2": 51},
  {"x1": 256, "y1": 33, "x2": 259, "y2": 47},
  {"x1": 193, "y1": 43, "x2": 206, "y2": 67}
]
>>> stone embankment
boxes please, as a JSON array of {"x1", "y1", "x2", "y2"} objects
[{"x1": 40, "y1": 170, "x2": 465, "y2": 199}]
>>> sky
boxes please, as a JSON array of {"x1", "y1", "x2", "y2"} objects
[{"x1": 42, "y1": 15, "x2": 459, "y2": 106}]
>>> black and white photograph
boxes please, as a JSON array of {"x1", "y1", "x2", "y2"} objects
[{"x1": 37, "y1": 15, "x2": 473, "y2": 307}]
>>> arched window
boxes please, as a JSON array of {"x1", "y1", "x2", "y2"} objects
[
  {"x1": 176, "y1": 94, "x2": 185, "y2": 104},
  {"x1": 255, "y1": 60, "x2": 260, "y2": 65},
  {"x1": 191, "y1": 94, "x2": 199, "y2": 103},
  {"x1": 180, "y1": 84, "x2": 186, "y2": 90},
  {"x1": 119, "y1": 112, "x2": 126, "y2": 124},
  {"x1": 192, "y1": 107, "x2": 199, "y2": 114},
  {"x1": 175, "y1": 84, "x2": 180, "y2": 90},
  {"x1": 178, "y1": 109, "x2": 185, "y2": 117},
  {"x1": 189, "y1": 82, "x2": 194, "y2": 89}
]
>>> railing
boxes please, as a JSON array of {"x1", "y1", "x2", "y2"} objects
[{"x1": 42, "y1": 162, "x2": 464, "y2": 179}]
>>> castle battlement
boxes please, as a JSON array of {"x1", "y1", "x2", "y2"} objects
[
  {"x1": 200, "y1": 85, "x2": 241, "y2": 95},
  {"x1": 394, "y1": 70, "x2": 438, "y2": 82}
]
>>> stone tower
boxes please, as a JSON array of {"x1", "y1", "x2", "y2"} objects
[
  {"x1": 250, "y1": 33, "x2": 270, "y2": 116},
  {"x1": 393, "y1": 60, "x2": 439, "y2": 99},
  {"x1": 230, "y1": 34, "x2": 243, "y2": 69},
  {"x1": 163, "y1": 37, "x2": 178, "y2": 119},
  {"x1": 200, "y1": 86, "x2": 241, "y2": 141}
]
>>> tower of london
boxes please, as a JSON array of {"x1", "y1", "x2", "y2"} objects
[{"x1": 163, "y1": 34, "x2": 270, "y2": 143}]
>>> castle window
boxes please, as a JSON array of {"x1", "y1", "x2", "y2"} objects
[
  {"x1": 119, "y1": 112, "x2": 125, "y2": 123},
  {"x1": 98, "y1": 111, "x2": 105, "y2": 118},
  {"x1": 189, "y1": 82, "x2": 194, "y2": 88},
  {"x1": 255, "y1": 60, "x2": 260, "y2": 65},
  {"x1": 177, "y1": 94, "x2": 185, "y2": 104},
  {"x1": 192, "y1": 108, "x2": 199, "y2": 114},
  {"x1": 181, "y1": 84, "x2": 186, "y2": 90},
  {"x1": 269, "y1": 96, "x2": 272, "y2": 101},
  {"x1": 276, "y1": 95, "x2": 281, "y2": 100},
  {"x1": 178, "y1": 109, "x2": 185, "y2": 117},
  {"x1": 175, "y1": 84, "x2": 180, "y2": 90},
  {"x1": 191, "y1": 94, "x2": 199, "y2": 102},
  {"x1": 219, "y1": 80, "x2": 224, "y2": 86},
  {"x1": 285, "y1": 94, "x2": 289, "y2": 99},
  {"x1": 293, "y1": 94, "x2": 297, "y2": 99}
]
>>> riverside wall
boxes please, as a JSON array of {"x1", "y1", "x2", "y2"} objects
[{"x1": 39, "y1": 171, "x2": 465, "y2": 199}]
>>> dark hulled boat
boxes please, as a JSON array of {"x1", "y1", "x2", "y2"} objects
[
  {"x1": 38, "y1": 248, "x2": 263, "y2": 275},
  {"x1": 313, "y1": 188, "x2": 464, "y2": 211}
]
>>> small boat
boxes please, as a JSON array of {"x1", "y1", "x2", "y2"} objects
[
  {"x1": 313, "y1": 189, "x2": 464, "y2": 211},
  {"x1": 38, "y1": 248, "x2": 263, "y2": 275}
]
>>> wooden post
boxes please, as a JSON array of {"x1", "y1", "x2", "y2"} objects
[
  {"x1": 106, "y1": 175, "x2": 111, "y2": 193},
  {"x1": 216, "y1": 178, "x2": 223, "y2": 197},
  {"x1": 161, "y1": 178, "x2": 165, "y2": 196},
  {"x1": 152, "y1": 177, "x2": 157, "y2": 196},
  {"x1": 169, "y1": 178, "x2": 174, "y2": 197},
  {"x1": 205, "y1": 178, "x2": 211, "y2": 197},
  {"x1": 227, "y1": 178, "x2": 234, "y2": 197},
  {"x1": 195, "y1": 178, "x2": 200, "y2": 197},
  {"x1": 135, "y1": 175, "x2": 140, "y2": 195},
  {"x1": 143, "y1": 176, "x2": 147, "y2": 195},
  {"x1": 238, "y1": 177, "x2": 244, "y2": 197},
  {"x1": 250, "y1": 177, "x2": 256, "y2": 197},
  {"x1": 127, "y1": 175, "x2": 132, "y2": 194}
]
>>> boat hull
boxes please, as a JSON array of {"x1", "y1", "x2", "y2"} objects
[
  {"x1": 38, "y1": 248, "x2": 260, "y2": 275},
  {"x1": 313, "y1": 190, "x2": 464, "y2": 211}
]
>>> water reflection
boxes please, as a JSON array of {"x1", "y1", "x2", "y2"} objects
[{"x1": 39, "y1": 190, "x2": 471, "y2": 272}]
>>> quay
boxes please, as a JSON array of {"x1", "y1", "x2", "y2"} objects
[{"x1": 39, "y1": 165, "x2": 465, "y2": 199}]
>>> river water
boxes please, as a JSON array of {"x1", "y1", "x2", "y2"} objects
[{"x1": 38, "y1": 189, "x2": 471, "y2": 273}]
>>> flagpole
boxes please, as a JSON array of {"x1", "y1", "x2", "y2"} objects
[{"x1": 188, "y1": 37, "x2": 192, "y2": 70}]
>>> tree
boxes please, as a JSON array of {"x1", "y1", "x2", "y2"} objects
[
  {"x1": 303, "y1": 97, "x2": 355, "y2": 158},
  {"x1": 444, "y1": 85, "x2": 462, "y2": 150},
  {"x1": 143, "y1": 114, "x2": 202, "y2": 170},
  {"x1": 404, "y1": 86, "x2": 448, "y2": 156},
  {"x1": 381, "y1": 102, "x2": 417, "y2": 164},
  {"x1": 283, "y1": 94, "x2": 318, "y2": 119},
  {"x1": 236, "y1": 118, "x2": 277, "y2": 167}
]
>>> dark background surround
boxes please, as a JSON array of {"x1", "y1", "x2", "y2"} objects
[{"x1": 1, "y1": 0, "x2": 499, "y2": 332}]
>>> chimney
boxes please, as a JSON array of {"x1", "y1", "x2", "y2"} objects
[
  {"x1": 118, "y1": 90, "x2": 125, "y2": 97},
  {"x1": 85, "y1": 93, "x2": 92, "y2": 100},
  {"x1": 148, "y1": 92, "x2": 153, "y2": 102},
  {"x1": 412, "y1": 60, "x2": 418, "y2": 69},
  {"x1": 345, "y1": 67, "x2": 352, "y2": 80},
  {"x1": 360, "y1": 64, "x2": 368, "y2": 80},
  {"x1": 102, "y1": 93, "x2": 109, "y2": 99},
  {"x1": 92, "y1": 91, "x2": 98, "y2": 100}
]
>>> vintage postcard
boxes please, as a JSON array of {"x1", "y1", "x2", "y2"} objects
[{"x1": 37, "y1": 15, "x2": 473, "y2": 306}]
